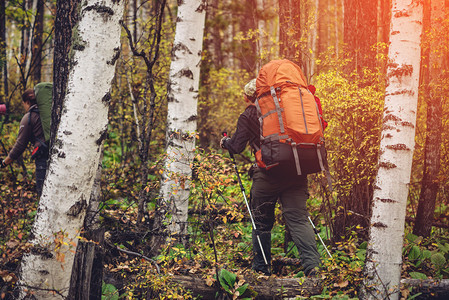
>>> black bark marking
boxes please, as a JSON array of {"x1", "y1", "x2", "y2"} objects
[
  {"x1": 379, "y1": 198, "x2": 397, "y2": 203},
  {"x1": 67, "y1": 198, "x2": 87, "y2": 217},
  {"x1": 379, "y1": 161, "x2": 397, "y2": 169},
  {"x1": 107, "y1": 47, "x2": 121, "y2": 65},
  {"x1": 196, "y1": 1, "x2": 207, "y2": 13},
  {"x1": 386, "y1": 143, "x2": 410, "y2": 151},
  {"x1": 84, "y1": 4, "x2": 114, "y2": 17},
  {"x1": 63, "y1": 130, "x2": 72, "y2": 135},
  {"x1": 401, "y1": 121, "x2": 414, "y2": 128},
  {"x1": 372, "y1": 222, "x2": 388, "y2": 228},
  {"x1": 102, "y1": 92, "x2": 112, "y2": 104},
  {"x1": 186, "y1": 115, "x2": 197, "y2": 122},
  {"x1": 384, "y1": 114, "x2": 401, "y2": 123},
  {"x1": 96, "y1": 128, "x2": 108, "y2": 145},
  {"x1": 176, "y1": 68, "x2": 194, "y2": 79},
  {"x1": 58, "y1": 151, "x2": 66, "y2": 158},
  {"x1": 72, "y1": 43, "x2": 85, "y2": 51},
  {"x1": 394, "y1": 10, "x2": 411, "y2": 18},
  {"x1": 388, "y1": 63, "x2": 413, "y2": 78},
  {"x1": 173, "y1": 42, "x2": 192, "y2": 54},
  {"x1": 31, "y1": 245, "x2": 54, "y2": 259},
  {"x1": 387, "y1": 89, "x2": 414, "y2": 96},
  {"x1": 177, "y1": 0, "x2": 185, "y2": 6}
]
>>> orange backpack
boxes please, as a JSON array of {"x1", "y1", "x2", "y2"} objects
[{"x1": 254, "y1": 59, "x2": 327, "y2": 175}]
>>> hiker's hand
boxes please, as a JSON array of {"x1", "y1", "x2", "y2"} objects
[{"x1": 220, "y1": 136, "x2": 229, "y2": 149}]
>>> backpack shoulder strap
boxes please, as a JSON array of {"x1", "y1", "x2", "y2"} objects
[{"x1": 27, "y1": 107, "x2": 47, "y2": 147}]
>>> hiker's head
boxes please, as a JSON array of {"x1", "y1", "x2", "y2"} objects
[
  {"x1": 244, "y1": 79, "x2": 257, "y2": 103},
  {"x1": 22, "y1": 89, "x2": 37, "y2": 106},
  {"x1": 308, "y1": 85, "x2": 316, "y2": 95}
]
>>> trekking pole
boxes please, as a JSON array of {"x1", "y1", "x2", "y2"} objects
[
  {"x1": 308, "y1": 216, "x2": 332, "y2": 258},
  {"x1": 222, "y1": 133, "x2": 268, "y2": 266}
]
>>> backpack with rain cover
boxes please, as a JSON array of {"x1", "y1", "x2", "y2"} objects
[
  {"x1": 29, "y1": 82, "x2": 52, "y2": 159},
  {"x1": 254, "y1": 59, "x2": 328, "y2": 176}
]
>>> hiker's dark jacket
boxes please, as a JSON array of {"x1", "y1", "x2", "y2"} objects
[
  {"x1": 222, "y1": 105, "x2": 259, "y2": 154},
  {"x1": 9, "y1": 105, "x2": 45, "y2": 160}
]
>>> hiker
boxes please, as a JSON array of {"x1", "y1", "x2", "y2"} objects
[
  {"x1": 220, "y1": 75, "x2": 322, "y2": 277},
  {"x1": 1, "y1": 89, "x2": 48, "y2": 197}
]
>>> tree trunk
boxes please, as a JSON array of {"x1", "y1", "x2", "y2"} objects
[
  {"x1": 413, "y1": 0, "x2": 445, "y2": 238},
  {"x1": 0, "y1": 0, "x2": 7, "y2": 101},
  {"x1": 279, "y1": 0, "x2": 302, "y2": 66},
  {"x1": 361, "y1": 0, "x2": 423, "y2": 299},
  {"x1": 68, "y1": 151, "x2": 105, "y2": 300},
  {"x1": 153, "y1": 0, "x2": 206, "y2": 250},
  {"x1": 31, "y1": 0, "x2": 44, "y2": 84},
  {"x1": 51, "y1": 0, "x2": 81, "y2": 149},
  {"x1": 18, "y1": 1, "x2": 124, "y2": 298}
]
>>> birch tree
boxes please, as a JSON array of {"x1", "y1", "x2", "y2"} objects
[
  {"x1": 19, "y1": 1, "x2": 124, "y2": 298},
  {"x1": 361, "y1": 0, "x2": 423, "y2": 299},
  {"x1": 153, "y1": 0, "x2": 206, "y2": 248}
]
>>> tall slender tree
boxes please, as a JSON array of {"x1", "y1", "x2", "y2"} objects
[
  {"x1": 153, "y1": 0, "x2": 206, "y2": 250},
  {"x1": 30, "y1": 0, "x2": 44, "y2": 84},
  {"x1": 413, "y1": 0, "x2": 445, "y2": 238},
  {"x1": 0, "y1": 0, "x2": 7, "y2": 101},
  {"x1": 279, "y1": 0, "x2": 302, "y2": 66},
  {"x1": 18, "y1": 1, "x2": 125, "y2": 298},
  {"x1": 361, "y1": 0, "x2": 423, "y2": 298}
]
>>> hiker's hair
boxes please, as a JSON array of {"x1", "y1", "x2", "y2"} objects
[{"x1": 22, "y1": 89, "x2": 36, "y2": 105}]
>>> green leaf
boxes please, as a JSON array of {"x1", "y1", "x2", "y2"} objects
[
  {"x1": 422, "y1": 250, "x2": 432, "y2": 259},
  {"x1": 431, "y1": 253, "x2": 446, "y2": 267},
  {"x1": 406, "y1": 233, "x2": 419, "y2": 243},
  {"x1": 409, "y1": 272, "x2": 427, "y2": 280},
  {"x1": 437, "y1": 243, "x2": 449, "y2": 254},
  {"x1": 359, "y1": 241, "x2": 368, "y2": 250},
  {"x1": 102, "y1": 283, "x2": 119, "y2": 300},
  {"x1": 219, "y1": 269, "x2": 236, "y2": 293},
  {"x1": 236, "y1": 283, "x2": 249, "y2": 295},
  {"x1": 408, "y1": 245, "x2": 421, "y2": 261}
]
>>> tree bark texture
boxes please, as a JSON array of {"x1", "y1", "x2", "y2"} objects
[
  {"x1": 362, "y1": 0, "x2": 423, "y2": 299},
  {"x1": 279, "y1": 0, "x2": 302, "y2": 66},
  {"x1": 18, "y1": 1, "x2": 124, "y2": 298},
  {"x1": 51, "y1": 0, "x2": 81, "y2": 149},
  {"x1": 31, "y1": 0, "x2": 44, "y2": 84},
  {"x1": 170, "y1": 275, "x2": 449, "y2": 299},
  {"x1": 0, "y1": 0, "x2": 7, "y2": 101},
  {"x1": 153, "y1": 0, "x2": 206, "y2": 248},
  {"x1": 413, "y1": 0, "x2": 445, "y2": 238},
  {"x1": 343, "y1": 0, "x2": 378, "y2": 74},
  {"x1": 171, "y1": 274, "x2": 322, "y2": 299},
  {"x1": 68, "y1": 151, "x2": 105, "y2": 300}
]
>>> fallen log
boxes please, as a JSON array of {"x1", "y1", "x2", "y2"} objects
[
  {"x1": 401, "y1": 279, "x2": 449, "y2": 299},
  {"x1": 171, "y1": 274, "x2": 322, "y2": 299},
  {"x1": 171, "y1": 275, "x2": 449, "y2": 299}
]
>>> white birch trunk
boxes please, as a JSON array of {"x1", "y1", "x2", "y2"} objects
[
  {"x1": 159, "y1": 0, "x2": 206, "y2": 237},
  {"x1": 361, "y1": 0, "x2": 423, "y2": 299},
  {"x1": 18, "y1": 1, "x2": 124, "y2": 298}
]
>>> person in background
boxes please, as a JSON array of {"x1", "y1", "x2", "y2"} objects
[{"x1": 1, "y1": 89, "x2": 48, "y2": 197}]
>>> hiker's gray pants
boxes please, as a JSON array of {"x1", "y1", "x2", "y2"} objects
[
  {"x1": 250, "y1": 168, "x2": 320, "y2": 274},
  {"x1": 35, "y1": 157, "x2": 47, "y2": 197}
]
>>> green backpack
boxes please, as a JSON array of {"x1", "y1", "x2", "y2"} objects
[
  {"x1": 29, "y1": 82, "x2": 52, "y2": 160},
  {"x1": 33, "y1": 82, "x2": 53, "y2": 142}
]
